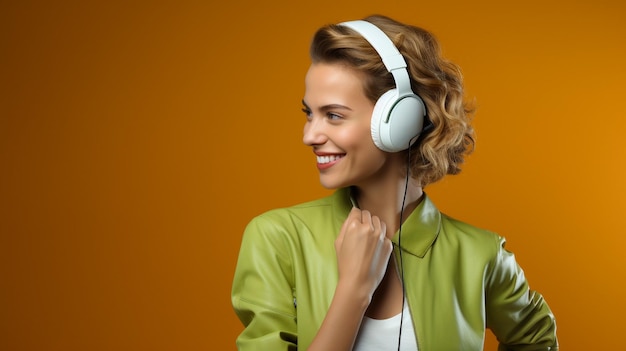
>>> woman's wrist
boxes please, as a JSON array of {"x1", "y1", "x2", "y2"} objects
[{"x1": 334, "y1": 278, "x2": 372, "y2": 312}]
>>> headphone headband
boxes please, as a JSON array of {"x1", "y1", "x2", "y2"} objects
[{"x1": 339, "y1": 20, "x2": 413, "y2": 96}]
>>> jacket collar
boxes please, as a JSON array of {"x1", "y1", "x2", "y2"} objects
[
  {"x1": 390, "y1": 194, "x2": 441, "y2": 258},
  {"x1": 331, "y1": 187, "x2": 441, "y2": 258}
]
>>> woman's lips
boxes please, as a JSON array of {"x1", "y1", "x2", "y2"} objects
[{"x1": 316, "y1": 154, "x2": 345, "y2": 170}]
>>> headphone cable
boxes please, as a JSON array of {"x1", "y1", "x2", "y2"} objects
[{"x1": 396, "y1": 141, "x2": 412, "y2": 350}]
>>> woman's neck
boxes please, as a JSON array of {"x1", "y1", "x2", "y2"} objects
[{"x1": 352, "y1": 179, "x2": 423, "y2": 238}]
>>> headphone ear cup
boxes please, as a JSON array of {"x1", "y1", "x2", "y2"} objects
[
  {"x1": 370, "y1": 89, "x2": 396, "y2": 152},
  {"x1": 371, "y1": 89, "x2": 426, "y2": 152}
]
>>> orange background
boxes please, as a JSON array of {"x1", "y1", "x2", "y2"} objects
[{"x1": 1, "y1": 0, "x2": 625, "y2": 350}]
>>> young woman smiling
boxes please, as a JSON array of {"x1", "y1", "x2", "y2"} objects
[{"x1": 232, "y1": 14, "x2": 558, "y2": 351}]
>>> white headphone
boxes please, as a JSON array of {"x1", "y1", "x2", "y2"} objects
[{"x1": 339, "y1": 20, "x2": 427, "y2": 152}]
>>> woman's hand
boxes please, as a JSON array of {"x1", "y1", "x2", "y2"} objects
[{"x1": 334, "y1": 207, "x2": 393, "y2": 303}]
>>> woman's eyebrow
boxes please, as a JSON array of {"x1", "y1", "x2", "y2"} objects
[
  {"x1": 320, "y1": 104, "x2": 352, "y2": 111},
  {"x1": 301, "y1": 100, "x2": 352, "y2": 111}
]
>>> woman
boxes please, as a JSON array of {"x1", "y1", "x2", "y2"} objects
[{"x1": 231, "y1": 14, "x2": 558, "y2": 350}]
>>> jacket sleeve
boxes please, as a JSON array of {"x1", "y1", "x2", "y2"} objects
[
  {"x1": 485, "y1": 236, "x2": 558, "y2": 351},
  {"x1": 231, "y1": 214, "x2": 298, "y2": 350}
]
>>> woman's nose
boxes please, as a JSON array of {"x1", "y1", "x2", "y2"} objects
[{"x1": 302, "y1": 117, "x2": 327, "y2": 146}]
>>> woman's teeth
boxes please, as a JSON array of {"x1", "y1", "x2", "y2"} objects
[{"x1": 317, "y1": 155, "x2": 343, "y2": 164}]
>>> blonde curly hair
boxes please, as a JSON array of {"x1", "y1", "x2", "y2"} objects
[{"x1": 310, "y1": 14, "x2": 475, "y2": 187}]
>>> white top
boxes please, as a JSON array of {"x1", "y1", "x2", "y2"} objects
[{"x1": 353, "y1": 300, "x2": 418, "y2": 351}]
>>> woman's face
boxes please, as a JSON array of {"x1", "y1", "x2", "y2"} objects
[{"x1": 302, "y1": 63, "x2": 394, "y2": 190}]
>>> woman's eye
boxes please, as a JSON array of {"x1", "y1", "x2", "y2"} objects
[
  {"x1": 301, "y1": 108, "x2": 312, "y2": 119},
  {"x1": 327, "y1": 113, "x2": 342, "y2": 120}
]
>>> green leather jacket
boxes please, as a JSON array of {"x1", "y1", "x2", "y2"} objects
[{"x1": 231, "y1": 188, "x2": 558, "y2": 350}]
